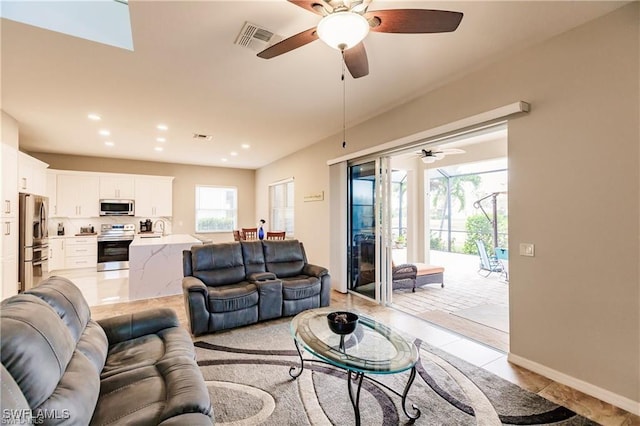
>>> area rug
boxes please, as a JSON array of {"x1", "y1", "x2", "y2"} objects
[
  {"x1": 451, "y1": 304, "x2": 510, "y2": 333},
  {"x1": 195, "y1": 318, "x2": 595, "y2": 425}
]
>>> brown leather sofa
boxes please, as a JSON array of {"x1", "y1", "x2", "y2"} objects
[{"x1": 0, "y1": 276, "x2": 213, "y2": 425}]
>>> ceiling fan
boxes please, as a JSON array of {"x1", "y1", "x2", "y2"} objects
[
  {"x1": 257, "y1": 0, "x2": 463, "y2": 78},
  {"x1": 419, "y1": 147, "x2": 465, "y2": 164}
]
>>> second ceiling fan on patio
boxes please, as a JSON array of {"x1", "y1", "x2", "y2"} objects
[{"x1": 419, "y1": 148, "x2": 465, "y2": 164}]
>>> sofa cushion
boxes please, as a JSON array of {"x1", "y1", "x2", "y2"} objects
[
  {"x1": 25, "y1": 275, "x2": 92, "y2": 342},
  {"x1": 281, "y1": 276, "x2": 321, "y2": 300},
  {"x1": 91, "y1": 356, "x2": 211, "y2": 425},
  {"x1": 192, "y1": 243, "x2": 246, "y2": 286},
  {"x1": 241, "y1": 240, "x2": 267, "y2": 275},
  {"x1": 208, "y1": 282, "x2": 258, "y2": 312},
  {"x1": 263, "y1": 240, "x2": 306, "y2": 278},
  {"x1": 0, "y1": 294, "x2": 103, "y2": 425},
  {"x1": 101, "y1": 327, "x2": 196, "y2": 379}
]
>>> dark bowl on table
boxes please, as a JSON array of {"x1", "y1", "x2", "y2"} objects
[{"x1": 327, "y1": 311, "x2": 359, "y2": 335}]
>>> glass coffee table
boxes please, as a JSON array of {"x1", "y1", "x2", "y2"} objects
[{"x1": 290, "y1": 308, "x2": 421, "y2": 425}]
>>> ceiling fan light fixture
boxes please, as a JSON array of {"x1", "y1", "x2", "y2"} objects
[{"x1": 317, "y1": 11, "x2": 369, "y2": 50}]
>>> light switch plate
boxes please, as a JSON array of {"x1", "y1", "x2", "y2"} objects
[{"x1": 519, "y1": 243, "x2": 535, "y2": 257}]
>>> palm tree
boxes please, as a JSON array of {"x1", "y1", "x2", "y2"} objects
[{"x1": 430, "y1": 174, "x2": 481, "y2": 251}]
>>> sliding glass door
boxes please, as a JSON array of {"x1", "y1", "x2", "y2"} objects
[{"x1": 347, "y1": 158, "x2": 392, "y2": 303}]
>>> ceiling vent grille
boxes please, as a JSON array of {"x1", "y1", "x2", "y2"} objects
[
  {"x1": 235, "y1": 22, "x2": 282, "y2": 52},
  {"x1": 193, "y1": 133, "x2": 213, "y2": 141}
]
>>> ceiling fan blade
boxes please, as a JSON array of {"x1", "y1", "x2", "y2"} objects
[
  {"x1": 288, "y1": 0, "x2": 332, "y2": 15},
  {"x1": 365, "y1": 9, "x2": 463, "y2": 34},
  {"x1": 257, "y1": 27, "x2": 318, "y2": 59},
  {"x1": 441, "y1": 148, "x2": 465, "y2": 155},
  {"x1": 343, "y1": 42, "x2": 369, "y2": 79}
]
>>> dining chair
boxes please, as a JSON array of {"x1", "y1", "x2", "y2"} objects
[
  {"x1": 266, "y1": 231, "x2": 286, "y2": 240},
  {"x1": 232, "y1": 230, "x2": 241, "y2": 241},
  {"x1": 241, "y1": 227, "x2": 258, "y2": 240}
]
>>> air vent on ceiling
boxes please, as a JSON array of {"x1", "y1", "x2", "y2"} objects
[
  {"x1": 234, "y1": 21, "x2": 282, "y2": 52},
  {"x1": 193, "y1": 133, "x2": 213, "y2": 141}
]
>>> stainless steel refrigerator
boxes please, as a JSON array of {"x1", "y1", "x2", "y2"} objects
[{"x1": 19, "y1": 193, "x2": 49, "y2": 292}]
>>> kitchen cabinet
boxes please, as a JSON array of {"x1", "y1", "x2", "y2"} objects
[
  {"x1": 49, "y1": 238, "x2": 65, "y2": 271},
  {"x1": 46, "y1": 170, "x2": 58, "y2": 216},
  {"x1": 1, "y1": 112, "x2": 19, "y2": 300},
  {"x1": 1, "y1": 142, "x2": 18, "y2": 218},
  {"x1": 57, "y1": 174, "x2": 100, "y2": 218},
  {"x1": 18, "y1": 151, "x2": 48, "y2": 196},
  {"x1": 64, "y1": 236, "x2": 97, "y2": 269},
  {"x1": 1, "y1": 218, "x2": 18, "y2": 299},
  {"x1": 99, "y1": 175, "x2": 135, "y2": 199},
  {"x1": 134, "y1": 177, "x2": 173, "y2": 217}
]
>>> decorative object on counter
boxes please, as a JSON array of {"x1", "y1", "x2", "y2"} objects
[
  {"x1": 258, "y1": 219, "x2": 266, "y2": 240},
  {"x1": 79, "y1": 225, "x2": 95, "y2": 235},
  {"x1": 57, "y1": 222, "x2": 64, "y2": 236}
]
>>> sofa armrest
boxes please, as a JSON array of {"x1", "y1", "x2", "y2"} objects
[
  {"x1": 182, "y1": 276, "x2": 210, "y2": 336},
  {"x1": 97, "y1": 308, "x2": 180, "y2": 346},
  {"x1": 248, "y1": 272, "x2": 277, "y2": 282},
  {"x1": 303, "y1": 263, "x2": 329, "y2": 278},
  {"x1": 183, "y1": 276, "x2": 208, "y2": 295}
]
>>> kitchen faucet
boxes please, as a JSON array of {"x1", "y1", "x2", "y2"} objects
[{"x1": 153, "y1": 219, "x2": 166, "y2": 236}]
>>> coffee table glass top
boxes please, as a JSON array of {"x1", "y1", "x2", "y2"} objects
[{"x1": 290, "y1": 308, "x2": 419, "y2": 374}]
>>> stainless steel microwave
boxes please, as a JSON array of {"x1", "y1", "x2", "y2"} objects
[{"x1": 99, "y1": 199, "x2": 135, "y2": 216}]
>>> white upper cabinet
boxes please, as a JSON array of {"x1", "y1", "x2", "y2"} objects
[
  {"x1": 56, "y1": 174, "x2": 100, "y2": 218},
  {"x1": 1, "y1": 142, "x2": 18, "y2": 218},
  {"x1": 46, "y1": 170, "x2": 58, "y2": 217},
  {"x1": 134, "y1": 177, "x2": 173, "y2": 217},
  {"x1": 18, "y1": 152, "x2": 48, "y2": 196},
  {"x1": 99, "y1": 175, "x2": 135, "y2": 199}
]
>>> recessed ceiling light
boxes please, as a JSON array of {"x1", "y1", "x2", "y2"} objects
[
  {"x1": 241, "y1": 144, "x2": 250, "y2": 149},
  {"x1": 154, "y1": 146, "x2": 164, "y2": 152},
  {"x1": 221, "y1": 158, "x2": 228, "y2": 162},
  {"x1": 156, "y1": 137, "x2": 166, "y2": 143},
  {"x1": 88, "y1": 113, "x2": 101, "y2": 121},
  {"x1": 99, "y1": 129, "x2": 110, "y2": 136},
  {"x1": 104, "y1": 141, "x2": 114, "y2": 147},
  {"x1": 157, "y1": 124, "x2": 168, "y2": 131},
  {"x1": 230, "y1": 151, "x2": 238, "y2": 156}
]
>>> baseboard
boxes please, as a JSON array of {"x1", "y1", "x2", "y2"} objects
[{"x1": 507, "y1": 353, "x2": 640, "y2": 416}]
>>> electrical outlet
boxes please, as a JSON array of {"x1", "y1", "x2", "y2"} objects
[{"x1": 519, "y1": 243, "x2": 535, "y2": 257}]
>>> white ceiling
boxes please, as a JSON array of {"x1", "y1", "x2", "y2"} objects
[{"x1": 1, "y1": 1, "x2": 628, "y2": 169}]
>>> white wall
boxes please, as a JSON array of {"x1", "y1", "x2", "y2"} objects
[{"x1": 256, "y1": 4, "x2": 639, "y2": 410}]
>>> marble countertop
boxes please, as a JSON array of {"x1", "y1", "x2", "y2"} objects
[{"x1": 130, "y1": 233, "x2": 202, "y2": 247}]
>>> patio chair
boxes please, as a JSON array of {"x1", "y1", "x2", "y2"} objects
[{"x1": 475, "y1": 240, "x2": 506, "y2": 278}]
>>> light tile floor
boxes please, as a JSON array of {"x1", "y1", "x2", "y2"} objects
[{"x1": 48, "y1": 267, "x2": 638, "y2": 426}]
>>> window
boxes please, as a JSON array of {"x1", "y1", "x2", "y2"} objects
[
  {"x1": 269, "y1": 179, "x2": 294, "y2": 236},
  {"x1": 195, "y1": 185, "x2": 237, "y2": 233}
]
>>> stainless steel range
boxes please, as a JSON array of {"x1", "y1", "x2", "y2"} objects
[{"x1": 97, "y1": 223, "x2": 135, "y2": 272}]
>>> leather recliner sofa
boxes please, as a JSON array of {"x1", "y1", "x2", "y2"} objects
[
  {"x1": 182, "y1": 239, "x2": 330, "y2": 336},
  {"x1": 0, "y1": 276, "x2": 213, "y2": 425}
]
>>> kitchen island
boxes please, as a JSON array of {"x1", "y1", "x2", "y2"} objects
[{"x1": 128, "y1": 234, "x2": 202, "y2": 301}]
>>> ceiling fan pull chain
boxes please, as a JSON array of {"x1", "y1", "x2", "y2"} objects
[{"x1": 342, "y1": 50, "x2": 347, "y2": 149}]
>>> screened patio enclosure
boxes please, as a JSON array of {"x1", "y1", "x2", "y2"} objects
[{"x1": 428, "y1": 158, "x2": 508, "y2": 257}]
